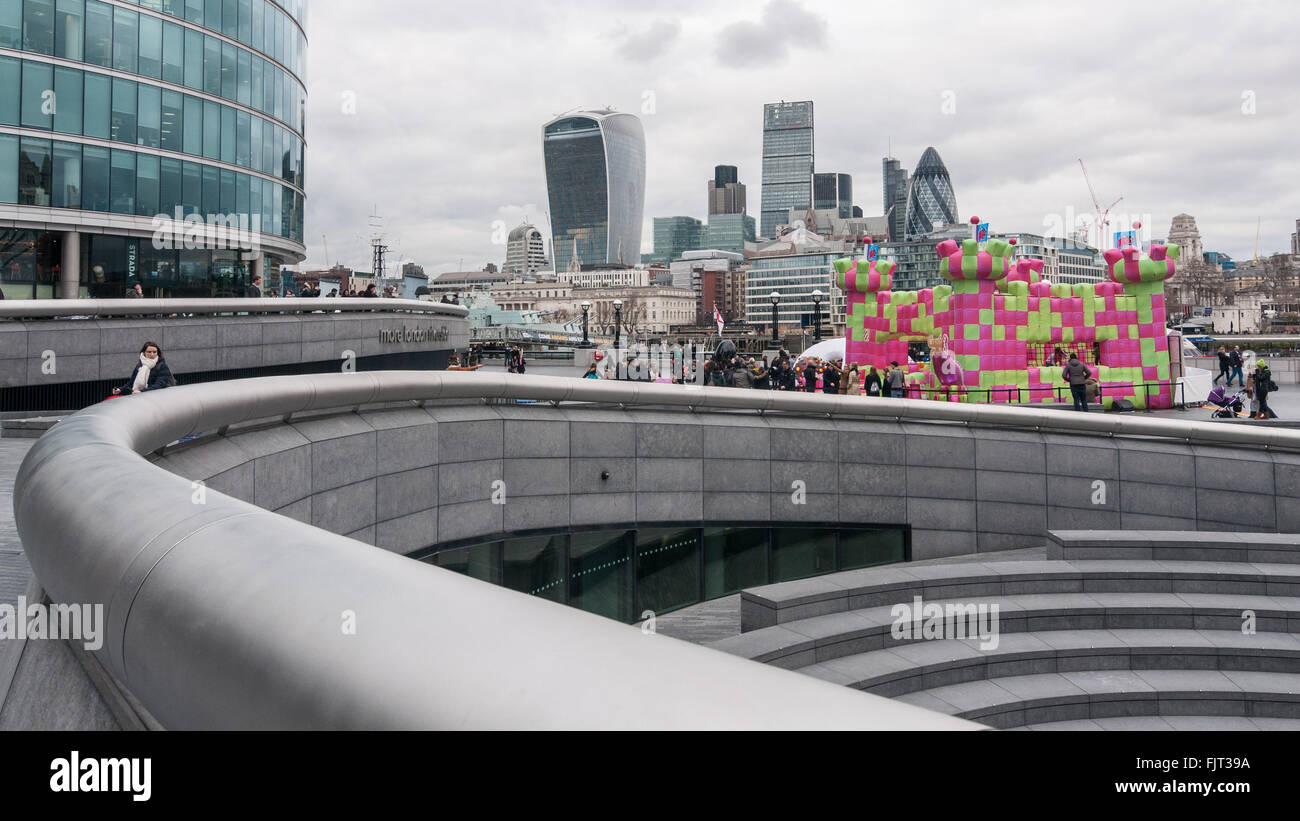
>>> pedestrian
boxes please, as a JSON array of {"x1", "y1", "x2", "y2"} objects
[
  {"x1": 732, "y1": 358, "x2": 754, "y2": 389},
  {"x1": 887, "y1": 361, "x2": 906, "y2": 397},
  {"x1": 1248, "y1": 360, "x2": 1278, "y2": 419},
  {"x1": 1061, "y1": 353, "x2": 1092, "y2": 412},
  {"x1": 822, "y1": 360, "x2": 841, "y2": 394},
  {"x1": 864, "y1": 366, "x2": 882, "y2": 397},
  {"x1": 846, "y1": 363, "x2": 862, "y2": 395},
  {"x1": 1229, "y1": 346, "x2": 1244, "y2": 387},
  {"x1": 125, "y1": 282, "x2": 144, "y2": 298},
  {"x1": 803, "y1": 360, "x2": 819, "y2": 393},
  {"x1": 753, "y1": 357, "x2": 770, "y2": 390},
  {"x1": 1213, "y1": 346, "x2": 1231, "y2": 386},
  {"x1": 583, "y1": 362, "x2": 600, "y2": 379},
  {"x1": 109, "y1": 341, "x2": 174, "y2": 396}
]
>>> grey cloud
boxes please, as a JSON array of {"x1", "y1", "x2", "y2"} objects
[
  {"x1": 715, "y1": 0, "x2": 828, "y2": 68},
  {"x1": 619, "y1": 19, "x2": 683, "y2": 60}
]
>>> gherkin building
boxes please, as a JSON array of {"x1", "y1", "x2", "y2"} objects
[{"x1": 903, "y1": 147, "x2": 959, "y2": 238}]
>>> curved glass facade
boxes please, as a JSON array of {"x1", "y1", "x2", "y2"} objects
[
  {"x1": 543, "y1": 109, "x2": 645, "y2": 274},
  {"x1": 423, "y1": 523, "x2": 908, "y2": 624},
  {"x1": 0, "y1": 0, "x2": 306, "y2": 299},
  {"x1": 903, "y1": 146, "x2": 958, "y2": 238}
]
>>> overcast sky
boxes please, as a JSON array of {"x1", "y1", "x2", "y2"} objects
[{"x1": 299, "y1": 0, "x2": 1300, "y2": 275}]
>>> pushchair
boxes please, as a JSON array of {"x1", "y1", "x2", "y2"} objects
[{"x1": 1206, "y1": 386, "x2": 1247, "y2": 419}]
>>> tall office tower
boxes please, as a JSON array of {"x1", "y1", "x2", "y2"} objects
[
  {"x1": 882, "y1": 156, "x2": 910, "y2": 242},
  {"x1": 813, "y1": 172, "x2": 852, "y2": 219},
  {"x1": 707, "y1": 164, "x2": 746, "y2": 215},
  {"x1": 543, "y1": 109, "x2": 646, "y2": 273},
  {"x1": 760, "y1": 101, "x2": 814, "y2": 239},
  {"x1": 503, "y1": 224, "x2": 548, "y2": 274},
  {"x1": 903, "y1": 147, "x2": 959, "y2": 237},
  {"x1": 0, "y1": 0, "x2": 308, "y2": 298},
  {"x1": 1292, "y1": 220, "x2": 1299, "y2": 256}
]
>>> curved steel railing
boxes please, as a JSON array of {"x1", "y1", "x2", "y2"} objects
[
  {"x1": 0, "y1": 297, "x2": 467, "y2": 319},
  {"x1": 17, "y1": 371, "x2": 1007, "y2": 730}
]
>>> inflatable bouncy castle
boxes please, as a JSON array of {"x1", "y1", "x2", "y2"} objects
[{"x1": 833, "y1": 238, "x2": 1180, "y2": 409}]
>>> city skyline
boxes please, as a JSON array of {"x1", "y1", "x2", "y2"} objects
[{"x1": 298, "y1": 0, "x2": 1300, "y2": 274}]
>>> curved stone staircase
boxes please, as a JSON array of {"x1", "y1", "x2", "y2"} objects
[{"x1": 710, "y1": 531, "x2": 1300, "y2": 730}]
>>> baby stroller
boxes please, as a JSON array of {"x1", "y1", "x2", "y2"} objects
[{"x1": 1207, "y1": 386, "x2": 1247, "y2": 419}]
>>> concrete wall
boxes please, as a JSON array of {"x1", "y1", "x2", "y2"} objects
[
  {"x1": 0, "y1": 313, "x2": 469, "y2": 389},
  {"x1": 153, "y1": 402, "x2": 1300, "y2": 561}
]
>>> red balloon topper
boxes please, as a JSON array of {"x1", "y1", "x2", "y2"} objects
[
  {"x1": 1008, "y1": 238, "x2": 1018, "y2": 245},
  {"x1": 1132, "y1": 220, "x2": 1142, "y2": 229},
  {"x1": 969, "y1": 215, "x2": 980, "y2": 224},
  {"x1": 862, "y1": 235, "x2": 872, "y2": 244}
]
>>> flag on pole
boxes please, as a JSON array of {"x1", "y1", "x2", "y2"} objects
[
  {"x1": 713, "y1": 305, "x2": 724, "y2": 335},
  {"x1": 976, "y1": 223, "x2": 990, "y2": 243},
  {"x1": 866, "y1": 244, "x2": 880, "y2": 262},
  {"x1": 1114, "y1": 230, "x2": 1136, "y2": 249}
]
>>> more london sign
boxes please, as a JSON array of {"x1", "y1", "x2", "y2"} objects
[{"x1": 379, "y1": 325, "x2": 450, "y2": 344}]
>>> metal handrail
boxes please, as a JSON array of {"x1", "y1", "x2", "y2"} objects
[
  {"x1": 0, "y1": 297, "x2": 468, "y2": 319},
  {"x1": 14, "y1": 371, "x2": 983, "y2": 730}
]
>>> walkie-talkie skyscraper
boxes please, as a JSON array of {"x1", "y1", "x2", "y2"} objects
[{"x1": 543, "y1": 109, "x2": 646, "y2": 273}]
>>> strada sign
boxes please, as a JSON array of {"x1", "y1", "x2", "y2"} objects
[{"x1": 379, "y1": 325, "x2": 449, "y2": 344}]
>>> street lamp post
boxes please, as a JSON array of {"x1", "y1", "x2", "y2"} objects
[
  {"x1": 812, "y1": 289, "x2": 823, "y2": 341},
  {"x1": 580, "y1": 300, "x2": 591, "y2": 348},
  {"x1": 769, "y1": 291, "x2": 780, "y2": 343},
  {"x1": 613, "y1": 299, "x2": 623, "y2": 380}
]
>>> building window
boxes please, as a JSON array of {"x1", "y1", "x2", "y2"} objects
[
  {"x1": 111, "y1": 6, "x2": 137, "y2": 73},
  {"x1": 20, "y1": 61, "x2": 53, "y2": 129},
  {"x1": 110, "y1": 77, "x2": 136, "y2": 143},
  {"x1": 109, "y1": 148, "x2": 135, "y2": 213},
  {"x1": 80, "y1": 143, "x2": 109, "y2": 211},
  {"x1": 53, "y1": 66, "x2": 81, "y2": 134},
  {"x1": 18, "y1": 137, "x2": 52, "y2": 206},
  {"x1": 162, "y1": 20, "x2": 183, "y2": 83},
  {"x1": 51, "y1": 139, "x2": 79, "y2": 208},
  {"x1": 55, "y1": 0, "x2": 83, "y2": 60}
]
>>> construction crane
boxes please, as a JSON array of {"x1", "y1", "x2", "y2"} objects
[{"x1": 1078, "y1": 159, "x2": 1123, "y2": 249}]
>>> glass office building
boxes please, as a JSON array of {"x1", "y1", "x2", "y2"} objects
[
  {"x1": 759, "y1": 100, "x2": 812, "y2": 240},
  {"x1": 902, "y1": 147, "x2": 958, "y2": 239},
  {"x1": 0, "y1": 0, "x2": 307, "y2": 298},
  {"x1": 649, "y1": 215, "x2": 702, "y2": 264},
  {"x1": 543, "y1": 109, "x2": 645, "y2": 274},
  {"x1": 813, "y1": 172, "x2": 851, "y2": 219},
  {"x1": 701, "y1": 212, "x2": 755, "y2": 255}
]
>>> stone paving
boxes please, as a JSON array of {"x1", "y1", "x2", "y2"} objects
[{"x1": 0, "y1": 439, "x2": 33, "y2": 611}]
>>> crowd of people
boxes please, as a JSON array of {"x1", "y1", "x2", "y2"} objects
[
  {"x1": 241, "y1": 278, "x2": 418, "y2": 299},
  {"x1": 591, "y1": 342, "x2": 922, "y2": 399}
]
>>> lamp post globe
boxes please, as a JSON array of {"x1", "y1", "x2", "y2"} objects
[
  {"x1": 579, "y1": 300, "x2": 591, "y2": 348},
  {"x1": 769, "y1": 291, "x2": 780, "y2": 342}
]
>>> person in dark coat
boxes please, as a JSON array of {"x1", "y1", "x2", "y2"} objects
[
  {"x1": 111, "y1": 341, "x2": 174, "y2": 396},
  {"x1": 1213, "y1": 346, "x2": 1231, "y2": 386},
  {"x1": 822, "y1": 361, "x2": 841, "y2": 394}
]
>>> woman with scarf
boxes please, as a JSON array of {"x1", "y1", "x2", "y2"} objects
[{"x1": 111, "y1": 341, "x2": 174, "y2": 396}]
